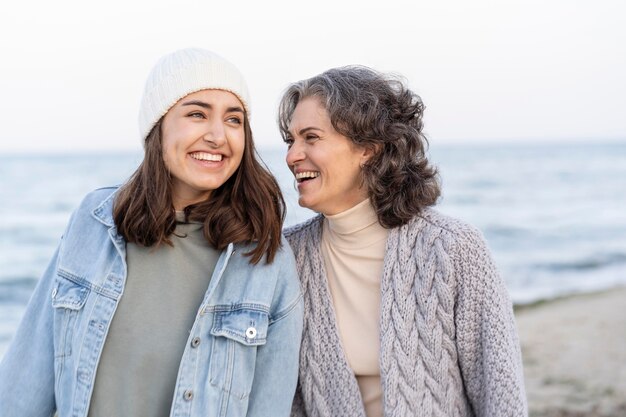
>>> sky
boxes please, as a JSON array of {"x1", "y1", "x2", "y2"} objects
[{"x1": 0, "y1": 0, "x2": 624, "y2": 154}]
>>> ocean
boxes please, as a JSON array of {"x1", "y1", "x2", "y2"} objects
[{"x1": 1, "y1": 141, "x2": 625, "y2": 357}]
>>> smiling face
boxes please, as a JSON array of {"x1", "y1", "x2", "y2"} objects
[
  {"x1": 161, "y1": 89, "x2": 245, "y2": 210},
  {"x1": 285, "y1": 97, "x2": 371, "y2": 216}
]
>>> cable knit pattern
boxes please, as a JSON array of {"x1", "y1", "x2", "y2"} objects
[{"x1": 285, "y1": 208, "x2": 527, "y2": 417}]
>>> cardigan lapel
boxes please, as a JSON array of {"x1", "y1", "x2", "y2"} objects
[{"x1": 296, "y1": 215, "x2": 367, "y2": 417}]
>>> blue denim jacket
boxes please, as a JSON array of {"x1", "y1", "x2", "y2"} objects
[{"x1": 0, "y1": 187, "x2": 303, "y2": 417}]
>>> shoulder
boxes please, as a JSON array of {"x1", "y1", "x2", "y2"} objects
[
  {"x1": 77, "y1": 186, "x2": 119, "y2": 211},
  {"x1": 63, "y1": 186, "x2": 120, "y2": 234},
  {"x1": 56, "y1": 187, "x2": 121, "y2": 274},
  {"x1": 231, "y1": 237, "x2": 302, "y2": 319},
  {"x1": 413, "y1": 209, "x2": 500, "y2": 291},
  {"x1": 409, "y1": 207, "x2": 487, "y2": 250},
  {"x1": 70, "y1": 186, "x2": 119, "y2": 218},
  {"x1": 283, "y1": 215, "x2": 323, "y2": 251},
  {"x1": 387, "y1": 208, "x2": 491, "y2": 268},
  {"x1": 233, "y1": 235, "x2": 296, "y2": 273},
  {"x1": 269, "y1": 238, "x2": 303, "y2": 320},
  {"x1": 413, "y1": 207, "x2": 480, "y2": 236},
  {"x1": 269, "y1": 236, "x2": 300, "y2": 295},
  {"x1": 254, "y1": 234, "x2": 298, "y2": 274}
]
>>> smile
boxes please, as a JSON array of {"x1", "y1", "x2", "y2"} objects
[
  {"x1": 190, "y1": 152, "x2": 223, "y2": 162},
  {"x1": 295, "y1": 171, "x2": 320, "y2": 183}
]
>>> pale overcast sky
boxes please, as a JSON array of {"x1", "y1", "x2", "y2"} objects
[{"x1": 0, "y1": 0, "x2": 624, "y2": 153}]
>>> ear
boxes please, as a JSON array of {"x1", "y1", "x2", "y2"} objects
[{"x1": 360, "y1": 143, "x2": 381, "y2": 166}]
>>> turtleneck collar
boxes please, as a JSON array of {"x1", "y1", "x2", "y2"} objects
[
  {"x1": 323, "y1": 199, "x2": 388, "y2": 248},
  {"x1": 174, "y1": 211, "x2": 206, "y2": 243},
  {"x1": 175, "y1": 211, "x2": 187, "y2": 223},
  {"x1": 175, "y1": 210, "x2": 203, "y2": 225}
]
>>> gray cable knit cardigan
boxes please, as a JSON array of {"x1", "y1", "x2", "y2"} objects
[{"x1": 284, "y1": 208, "x2": 527, "y2": 417}]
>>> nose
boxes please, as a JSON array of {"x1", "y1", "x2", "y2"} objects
[
  {"x1": 286, "y1": 139, "x2": 305, "y2": 168},
  {"x1": 203, "y1": 120, "x2": 226, "y2": 147}
]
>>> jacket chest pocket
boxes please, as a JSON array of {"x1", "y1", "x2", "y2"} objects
[
  {"x1": 209, "y1": 308, "x2": 269, "y2": 400},
  {"x1": 51, "y1": 273, "x2": 90, "y2": 358}
]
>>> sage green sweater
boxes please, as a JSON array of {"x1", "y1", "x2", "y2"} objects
[{"x1": 89, "y1": 216, "x2": 219, "y2": 417}]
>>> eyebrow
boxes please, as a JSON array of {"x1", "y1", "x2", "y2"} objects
[
  {"x1": 181, "y1": 100, "x2": 244, "y2": 113},
  {"x1": 296, "y1": 126, "x2": 323, "y2": 135}
]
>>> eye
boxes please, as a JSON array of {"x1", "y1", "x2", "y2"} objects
[
  {"x1": 226, "y1": 115, "x2": 243, "y2": 125},
  {"x1": 283, "y1": 136, "x2": 294, "y2": 148},
  {"x1": 305, "y1": 134, "x2": 319, "y2": 142},
  {"x1": 188, "y1": 111, "x2": 205, "y2": 119}
]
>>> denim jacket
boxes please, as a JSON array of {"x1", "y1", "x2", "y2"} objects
[{"x1": 0, "y1": 187, "x2": 303, "y2": 417}]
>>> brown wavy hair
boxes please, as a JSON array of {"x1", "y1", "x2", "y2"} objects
[
  {"x1": 114, "y1": 113, "x2": 285, "y2": 264},
  {"x1": 278, "y1": 65, "x2": 440, "y2": 228}
]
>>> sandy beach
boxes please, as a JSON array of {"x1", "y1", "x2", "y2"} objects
[{"x1": 516, "y1": 287, "x2": 626, "y2": 417}]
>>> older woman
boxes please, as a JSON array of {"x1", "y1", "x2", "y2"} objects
[{"x1": 279, "y1": 66, "x2": 527, "y2": 417}]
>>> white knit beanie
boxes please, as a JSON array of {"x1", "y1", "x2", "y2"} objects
[{"x1": 138, "y1": 48, "x2": 250, "y2": 143}]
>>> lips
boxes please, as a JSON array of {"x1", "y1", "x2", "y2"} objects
[
  {"x1": 295, "y1": 171, "x2": 320, "y2": 183},
  {"x1": 190, "y1": 151, "x2": 223, "y2": 162}
]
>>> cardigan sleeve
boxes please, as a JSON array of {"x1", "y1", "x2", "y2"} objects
[{"x1": 453, "y1": 225, "x2": 528, "y2": 417}]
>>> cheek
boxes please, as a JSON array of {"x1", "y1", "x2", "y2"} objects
[
  {"x1": 160, "y1": 127, "x2": 177, "y2": 162},
  {"x1": 336, "y1": 156, "x2": 363, "y2": 185},
  {"x1": 232, "y1": 133, "x2": 246, "y2": 160},
  {"x1": 327, "y1": 152, "x2": 356, "y2": 175},
  {"x1": 161, "y1": 140, "x2": 186, "y2": 176},
  {"x1": 161, "y1": 142, "x2": 176, "y2": 168}
]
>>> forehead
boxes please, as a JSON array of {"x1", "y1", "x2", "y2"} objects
[
  {"x1": 289, "y1": 97, "x2": 330, "y2": 129},
  {"x1": 177, "y1": 89, "x2": 244, "y2": 108}
]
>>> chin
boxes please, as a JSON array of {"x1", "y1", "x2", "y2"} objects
[{"x1": 298, "y1": 197, "x2": 316, "y2": 212}]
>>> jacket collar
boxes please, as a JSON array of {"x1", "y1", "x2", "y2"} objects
[{"x1": 92, "y1": 188, "x2": 119, "y2": 227}]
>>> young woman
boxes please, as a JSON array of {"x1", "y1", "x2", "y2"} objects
[
  {"x1": 0, "y1": 48, "x2": 303, "y2": 417},
  {"x1": 279, "y1": 66, "x2": 527, "y2": 417}
]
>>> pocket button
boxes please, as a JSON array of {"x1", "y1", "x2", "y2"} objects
[{"x1": 245, "y1": 327, "x2": 257, "y2": 339}]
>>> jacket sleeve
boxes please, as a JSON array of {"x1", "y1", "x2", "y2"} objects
[
  {"x1": 0, "y1": 245, "x2": 60, "y2": 417},
  {"x1": 453, "y1": 226, "x2": 528, "y2": 417},
  {"x1": 290, "y1": 383, "x2": 308, "y2": 417},
  {"x1": 246, "y1": 292, "x2": 304, "y2": 417}
]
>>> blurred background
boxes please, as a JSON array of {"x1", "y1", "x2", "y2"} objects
[{"x1": 1, "y1": 1, "x2": 625, "y2": 415}]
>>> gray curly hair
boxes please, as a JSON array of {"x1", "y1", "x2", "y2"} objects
[{"x1": 278, "y1": 65, "x2": 440, "y2": 228}]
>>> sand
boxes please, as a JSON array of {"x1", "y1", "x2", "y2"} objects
[{"x1": 515, "y1": 287, "x2": 626, "y2": 417}]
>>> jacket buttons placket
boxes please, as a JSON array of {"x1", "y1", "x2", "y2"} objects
[
  {"x1": 183, "y1": 390, "x2": 194, "y2": 401},
  {"x1": 190, "y1": 337, "x2": 201, "y2": 348},
  {"x1": 246, "y1": 327, "x2": 257, "y2": 339}
]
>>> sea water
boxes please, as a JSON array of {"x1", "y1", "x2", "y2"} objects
[{"x1": 1, "y1": 141, "x2": 625, "y2": 357}]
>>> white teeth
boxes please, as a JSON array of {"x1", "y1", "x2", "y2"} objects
[
  {"x1": 191, "y1": 152, "x2": 222, "y2": 162},
  {"x1": 295, "y1": 171, "x2": 320, "y2": 180}
]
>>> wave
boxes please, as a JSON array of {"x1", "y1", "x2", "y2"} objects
[
  {"x1": 533, "y1": 253, "x2": 626, "y2": 272},
  {"x1": 0, "y1": 276, "x2": 38, "y2": 304},
  {"x1": 484, "y1": 225, "x2": 531, "y2": 238}
]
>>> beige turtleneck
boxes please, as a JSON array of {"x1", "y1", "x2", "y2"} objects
[{"x1": 321, "y1": 199, "x2": 389, "y2": 417}]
